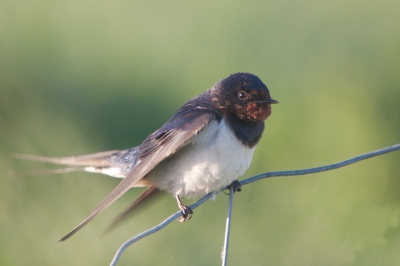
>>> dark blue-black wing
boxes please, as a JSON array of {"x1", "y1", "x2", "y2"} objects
[{"x1": 59, "y1": 111, "x2": 216, "y2": 241}]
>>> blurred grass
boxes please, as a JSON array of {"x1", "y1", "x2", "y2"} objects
[{"x1": 1, "y1": 0, "x2": 400, "y2": 265}]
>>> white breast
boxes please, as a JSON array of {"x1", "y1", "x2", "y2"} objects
[{"x1": 146, "y1": 119, "x2": 255, "y2": 198}]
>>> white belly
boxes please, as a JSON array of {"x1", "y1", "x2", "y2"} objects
[{"x1": 146, "y1": 119, "x2": 255, "y2": 198}]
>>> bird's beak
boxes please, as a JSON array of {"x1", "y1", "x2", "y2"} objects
[{"x1": 257, "y1": 98, "x2": 279, "y2": 104}]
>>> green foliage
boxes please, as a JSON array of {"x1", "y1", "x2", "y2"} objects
[{"x1": 1, "y1": 0, "x2": 399, "y2": 265}]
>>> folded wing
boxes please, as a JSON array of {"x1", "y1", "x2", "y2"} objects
[{"x1": 59, "y1": 112, "x2": 215, "y2": 241}]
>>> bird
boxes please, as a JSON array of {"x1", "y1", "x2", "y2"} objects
[{"x1": 13, "y1": 72, "x2": 278, "y2": 242}]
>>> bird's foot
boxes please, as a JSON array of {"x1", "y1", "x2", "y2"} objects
[
  {"x1": 231, "y1": 180, "x2": 242, "y2": 192},
  {"x1": 224, "y1": 180, "x2": 242, "y2": 195},
  {"x1": 177, "y1": 204, "x2": 193, "y2": 222},
  {"x1": 175, "y1": 195, "x2": 193, "y2": 222}
]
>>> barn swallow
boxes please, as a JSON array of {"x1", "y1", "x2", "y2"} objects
[{"x1": 13, "y1": 72, "x2": 278, "y2": 241}]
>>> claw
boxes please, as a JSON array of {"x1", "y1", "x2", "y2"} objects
[
  {"x1": 224, "y1": 180, "x2": 242, "y2": 195},
  {"x1": 175, "y1": 195, "x2": 193, "y2": 222},
  {"x1": 231, "y1": 180, "x2": 242, "y2": 192},
  {"x1": 177, "y1": 205, "x2": 193, "y2": 222}
]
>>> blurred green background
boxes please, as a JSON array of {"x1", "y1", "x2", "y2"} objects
[{"x1": 1, "y1": 0, "x2": 400, "y2": 265}]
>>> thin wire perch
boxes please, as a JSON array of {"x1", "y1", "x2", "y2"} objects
[
  {"x1": 222, "y1": 185, "x2": 234, "y2": 266},
  {"x1": 110, "y1": 143, "x2": 400, "y2": 266}
]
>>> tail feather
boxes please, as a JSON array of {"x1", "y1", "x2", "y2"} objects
[
  {"x1": 11, "y1": 148, "x2": 147, "y2": 241},
  {"x1": 9, "y1": 167, "x2": 85, "y2": 177},
  {"x1": 11, "y1": 150, "x2": 120, "y2": 167}
]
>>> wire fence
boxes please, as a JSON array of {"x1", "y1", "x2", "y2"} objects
[{"x1": 110, "y1": 143, "x2": 400, "y2": 266}]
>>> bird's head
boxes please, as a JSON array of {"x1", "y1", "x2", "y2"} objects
[{"x1": 211, "y1": 73, "x2": 278, "y2": 124}]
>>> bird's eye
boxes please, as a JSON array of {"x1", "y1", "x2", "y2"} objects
[{"x1": 237, "y1": 91, "x2": 249, "y2": 100}]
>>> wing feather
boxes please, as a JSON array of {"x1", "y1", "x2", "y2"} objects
[
  {"x1": 104, "y1": 186, "x2": 161, "y2": 233},
  {"x1": 59, "y1": 112, "x2": 215, "y2": 241}
]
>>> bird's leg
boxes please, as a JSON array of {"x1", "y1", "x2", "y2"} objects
[{"x1": 175, "y1": 195, "x2": 193, "y2": 222}]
